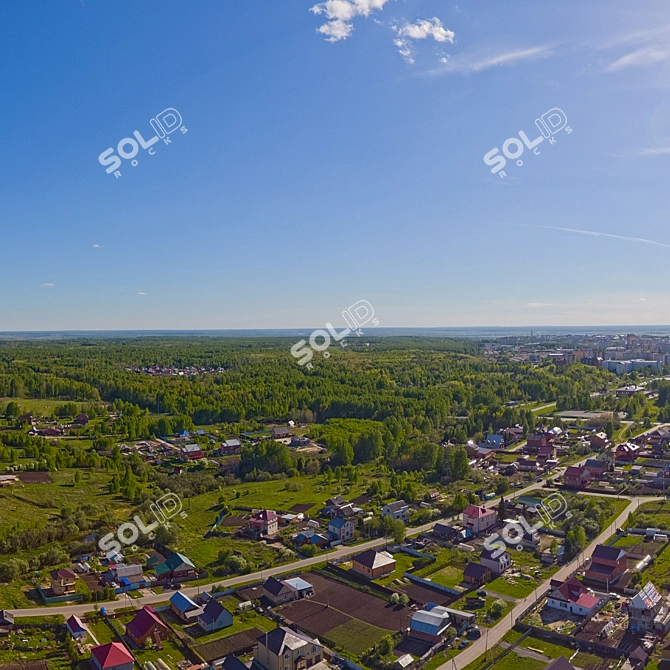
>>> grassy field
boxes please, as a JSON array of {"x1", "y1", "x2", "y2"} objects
[
  {"x1": 449, "y1": 594, "x2": 513, "y2": 624},
  {"x1": 327, "y1": 619, "x2": 390, "y2": 655},
  {"x1": 422, "y1": 564, "x2": 464, "y2": 589},
  {"x1": 86, "y1": 618, "x2": 117, "y2": 645},
  {"x1": 462, "y1": 651, "x2": 544, "y2": 670}
]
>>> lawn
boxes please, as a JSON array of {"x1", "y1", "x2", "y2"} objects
[
  {"x1": 487, "y1": 575, "x2": 544, "y2": 599},
  {"x1": 449, "y1": 595, "x2": 513, "y2": 624},
  {"x1": 462, "y1": 651, "x2": 543, "y2": 670},
  {"x1": 374, "y1": 552, "x2": 423, "y2": 586},
  {"x1": 612, "y1": 534, "x2": 645, "y2": 547},
  {"x1": 327, "y1": 619, "x2": 390, "y2": 655},
  {"x1": 423, "y1": 565, "x2": 465, "y2": 589},
  {"x1": 421, "y1": 647, "x2": 459, "y2": 670},
  {"x1": 86, "y1": 618, "x2": 117, "y2": 645},
  {"x1": 133, "y1": 636, "x2": 188, "y2": 667},
  {"x1": 639, "y1": 543, "x2": 670, "y2": 590},
  {"x1": 0, "y1": 581, "x2": 34, "y2": 609}
]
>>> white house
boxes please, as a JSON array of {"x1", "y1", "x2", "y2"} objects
[
  {"x1": 382, "y1": 500, "x2": 410, "y2": 522},
  {"x1": 480, "y1": 547, "x2": 511, "y2": 575},
  {"x1": 328, "y1": 516, "x2": 355, "y2": 541},
  {"x1": 546, "y1": 578, "x2": 600, "y2": 616},
  {"x1": 197, "y1": 599, "x2": 233, "y2": 633},
  {"x1": 462, "y1": 505, "x2": 496, "y2": 534}
]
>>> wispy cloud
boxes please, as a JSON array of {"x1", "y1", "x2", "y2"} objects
[
  {"x1": 137, "y1": 292, "x2": 147, "y2": 296},
  {"x1": 525, "y1": 224, "x2": 670, "y2": 249},
  {"x1": 92, "y1": 243, "x2": 102, "y2": 248},
  {"x1": 637, "y1": 147, "x2": 670, "y2": 156},
  {"x1": 40, "y1": 283, "x2": 54, "y2": 288},
  {"x1": 425, "y1": 43, "x2": 554, "y2": 75},
  {"x1": 608, "y1": 46, "x2": 670, "y2": 71},
  {"x1": 392, "y1": 18, "x2": 454, "y2": 64},
  {"x1": 310, "y1": 0, "x2": 390, "y2": 42}
]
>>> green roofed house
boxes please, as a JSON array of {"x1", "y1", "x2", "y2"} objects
[{"x1": 154, "y1": 552, "x2": 196, "y2": 580}]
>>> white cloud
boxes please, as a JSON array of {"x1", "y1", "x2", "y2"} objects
[
  {"x1": 637, "y1": 147, "x2": 670, "y2": 156},
  {"x1": 526, "y1": 224, "x2": 670, "y2": 249},
  {"x1": 310, "y1": 0, "x2": 390, "y2": 42},
  {"x1": 93, "y1": 243, "x2": 101, "y2": 248},
  {"x1": 425, "y1": 44, "x2": 554, "y2": 75},
  {"x1": 392, "y1": 18, "x2": 454, "y2": 63},
  {"x1": 138, "y1": 292, "x2": 146, "y2": 296},
  {"x1": 40, "y1": 283, "x2": 54, "y2": 288},
  {"x1": 608, "y1": 46, "x2": 670, "y2": 71}
]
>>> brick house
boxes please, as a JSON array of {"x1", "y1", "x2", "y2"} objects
[
  {"x1": 462, "y1": 505, "x2": 496, "y2": 534},
  {"x1": 584, "y1": 545, "x2": 627, "y2": 586}
]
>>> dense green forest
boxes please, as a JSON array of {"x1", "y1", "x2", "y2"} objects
[{"x1": 0, "y1": 337, "x2": 622, "y2": 443}]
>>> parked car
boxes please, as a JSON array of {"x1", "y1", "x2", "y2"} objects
[
  {"x1": 458, "y1": 640, "x2": 470, "y2": 649},
  {"x1": 476, "y1": 590, "x2": 487, "y2": 597},
  {"x1": 467, "y1": 628, "x2": 481, "y2": 640}
]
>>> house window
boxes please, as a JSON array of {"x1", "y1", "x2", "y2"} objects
[{"x1": 285, "y1": 654, "x2": 290, "y2": 659}]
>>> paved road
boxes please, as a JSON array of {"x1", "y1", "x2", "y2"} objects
[
  {"x1": 444, "y1": 494, "x2": 652, "y2": 670},
  {"x1": 9, "y1": 481, "x2": 549, "y2": 618}
]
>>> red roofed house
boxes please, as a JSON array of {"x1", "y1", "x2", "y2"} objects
[
  {"x1": 590, "y1": 432, "x2": 609, "y2": 449},
  {"x1": 547, "y1": 577, "x2": 600, "y2": 616},
  {"x1": 526, "y1": 432, "x2": 554, "y2": 452},
  {"x1": 90, "y1": 643, "x2": 134, "y2": 670},
  {"x1": 616, "y1": 443, "x2": 641, "y2": 462},
  {"x1": 462, "y1": 505, "x2": 496, "y2": 534},
  {"x1": 125, "y1": 606, "x2": 169, "y2": 647},
  {"x1": 563, "y1": 466, "x2": 590, "y2": 490},
  {"x1": 249, "y1": 510, "x2": 279, "y2": 537},
  {"x1": 75, "y1": 413, "x2": 89, "y2": 426},
  {"x1": 584, "y1": 545, "x2": 627, "y2": 587}
]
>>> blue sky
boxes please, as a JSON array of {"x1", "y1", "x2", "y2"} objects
[{"x1": 1, "y1": 0, "x2": 670, "y2": 329}]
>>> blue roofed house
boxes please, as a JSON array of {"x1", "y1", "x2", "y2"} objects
[
  {"x1": 197, "y1": 598, "x2": 233, "y2": 633},
  {"x1": 327, "y1": 516, "x2": 355, "y2": 542},
  {"x1": 67, "y1": 615, "x2": 88, "y2": 641},
  {"x1": 170, "y1": 591, "x2": 203, "y2": 621},
  {"x1": 410, "y1": 605, "x2": 451, "y2": 643},
  {"x1": 479, "y1": 434, "x2": 504, "y2": 449}
]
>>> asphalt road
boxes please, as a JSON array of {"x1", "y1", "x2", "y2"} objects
[
  {"x1": 9, "y1": 480, "x2": 549, "y2": 617},
  {"x1": 444, "y1": 494, "x2": 651, "y2": 670}
]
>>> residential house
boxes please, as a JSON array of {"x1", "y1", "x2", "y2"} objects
[
  {"x1": 219, "y1": 439, "x2": 241, "y2": 456},
  {"x1": 272, "y1": 426, "x2": 291, "y2": 440},
  {"x1": 197, "y1": 598, "x2": 233, "y2": 633},
  {"x1": 17, "y1": 414, "x2": 34, "y2": 425},
  {"x1": 263, "y1": 577, "x2": 298, "y2": 606},
  {"x1": 255, "y1": 627, "x2": 323, "y2": 670},
  {"x1": 538, "y1": 445, "x2": 557, "y2": 461},
  {"x1": 38, "y1": 427, "x2": 63, "y2": 437},
  {"x1": 627, "y1": 581, "x2": 670, "y2": 635},
  {"x1": 75, "y1": 413, "x2": 89, "y2": 426},
  {"x1": 125, "y1": 606, "x2": 169, "y2": 646},
  {"x1": 250, "y1": 510, "x2": 279, "y2": 537},
  {"x1": 563, "y1": 466, "x2": 591, "y2": 489},
  {"x1": 616, "y1": 443, "x2": 641, "y2": 462},
  {"x1": 351, "y1": 549, "x2": 396, "y2": 579},
  {"x1": 327, "y1": 516, "x2": 355, "y2": 542},
  {"x1": 433, "y1": 522, "x2": 459, "y2": 541},
  {"x1": 290, "y1": 436, "x2": 311, "y2": 447},
  {"x1": 544, "y1": 658, "x2": 577, "y2": 670},
  {"x1": 526, "y1": 432, "x2": 554, "y2": 452},
  {"x1": 463, "y1": 562, "x2": 491, "y2": 586},
  {"x1": 181, "y1": 443, "x2": 204, "y2": 460},
  {"x1": 50, "y1": 568, "x2": 77, "y2": 595},
  {"x1": 409, "y1": 605, "x2": 451, "y2": 643},
  {"x1": 584, "y1": 545, "x2": 627, "y2": 586},
  {"x1": 480, "y1": 547, "x2": 511, "y2": 575},
  {"x1": 67, "y1": 615, "x2": 88, "y2": 640},
  {"x1": 478, "y1": 434, "x2": 504, "y2": 449},
  {"x1": 462, "y1": 504, "x2": 496, "y2": 534},
  {"x1": 145, "y1": 550, "x2": 166, "y2": 569},
  {"x1": 90, "y1": 643, "x2": 134, "y2": 670},
  {"x1": 263, "y1": 576, "x2": 314, "y2": 606},
  {"x1": 170, "y1": 591, "x2": 202, "y2": 621},
  {"x1": 583, "y1": 459, "x2": 608, "y2": 480},
  {"x1": 154, "y1": 552, "x2": 197, "y2": 580},
  {"x1": 382, "y1": 500, "x2": 410, "y2": 523},
  {"x1": 216, "y1": 655, "x2": 249, "y2": 670},
  {"x1": 517, "y1": 456, "x2": 540, "y2": 472},
  {"x1": 503, "y1": 463, "x2": 519, "y2": 476},
  {"x1": 649, "y1": 428, "x2": 670, "y2": 449},
  {"x1": 616, "y1": 385, "x2": 644, "y2": 398},
  {"x1": 590, "y1": 432, "x2": 609, "y2": 449},
  {"x1": 546, "y1": 578, "x2": 600, "y2": 616}
]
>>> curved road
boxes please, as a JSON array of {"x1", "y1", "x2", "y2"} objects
[{"x1": 9, "y1": 480, "x2": 551, "y2": 618}]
